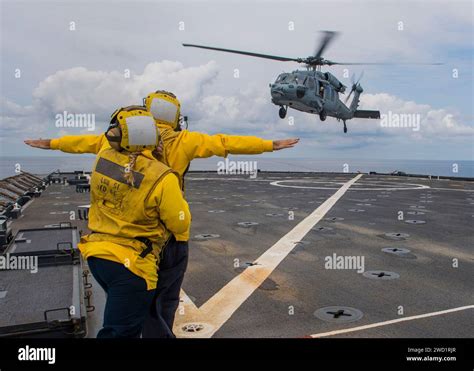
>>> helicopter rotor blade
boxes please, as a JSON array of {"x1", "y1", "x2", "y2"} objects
[
  {"x1": 183, "y1": 41, "x2": 443, "y2": 67},
  {"x1": 354, "y1": 70, "x2": 364, "y2": 85},
  {"x1": 314, "y1": 31, "x2": 339, "y2": 59},
  {"x1": 327, "y1": 61, "x2": 443, "y2": 66},
  {"x1": 345, "y1": 89, "x2": 354, "y2": 104},
  {"x1": 182, "y1": 43, "x2": 300, "y2": 62}
]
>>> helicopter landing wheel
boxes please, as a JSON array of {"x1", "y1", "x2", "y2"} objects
[
  {"x1": 343, "y1": 121, "x2": 348, "y2": 133},
  {"x1": 279, "y1": 106, "x2": 287, "y2": 119},
  {"x1": 319, "y1": 110, "x2": 327, "y2": 121}
]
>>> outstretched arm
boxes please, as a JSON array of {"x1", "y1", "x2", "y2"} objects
[
  {"x1": 178, "y1": 131, "x2": 299, "y2": 160},
  {"x1": 154, "y1": 173, "x2": 191, "y2": 242},
  {"x1": 24, "y1": 134, "x2": 107, "y2": 154}
]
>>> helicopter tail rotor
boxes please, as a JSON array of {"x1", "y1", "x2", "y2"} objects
[{"x1": 345, "y1": 71, "x2": 364, "y2": 104}]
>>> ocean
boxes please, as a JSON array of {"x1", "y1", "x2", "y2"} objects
[{"x1": 1, "y1": 155, "x2": 473, "y2": 179}]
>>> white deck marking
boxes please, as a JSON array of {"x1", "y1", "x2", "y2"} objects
[
  {"x1": 429, "y1": 187, "x2": 474, "y2": 192},
  {"x1": 175, "y1": 174, "x2": 363, "y2": 338},
  {"x1": 188, "y1": 177, "x2": 270, "y2": 182},
  {"x1": 309, "y1": 305, "x2": 474, "y2": 338},
  {"x1": 178, "y1": 289, "x2": 199, "y2": 314},
  {"x1": 270, "y1": 179, "x2": 429, "y2": 191}
]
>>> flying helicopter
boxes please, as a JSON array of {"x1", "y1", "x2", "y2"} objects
[{"x1": 183, "y1": 31, "x2": 441, "y2": 133}]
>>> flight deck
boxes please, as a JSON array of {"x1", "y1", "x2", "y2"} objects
[{"x1": 0, "y1": 171, "x2": 473, "y2": 338}]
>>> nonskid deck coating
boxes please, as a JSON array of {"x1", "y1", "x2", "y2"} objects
[{"x1": 2, "y1": 172, "x2": 473, "y2": 338}]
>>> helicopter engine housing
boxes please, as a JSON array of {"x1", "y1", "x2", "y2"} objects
[{"x1": 324, "y1": 72, "x2": 346, "y2": 93}]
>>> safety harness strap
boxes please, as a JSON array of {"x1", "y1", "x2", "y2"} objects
[{"x1": 136, "y1": 237, "x2": 153, "y2": 258}]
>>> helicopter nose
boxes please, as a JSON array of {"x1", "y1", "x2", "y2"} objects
[{"x1": 270, "y1": 84, "x2": 285, "y2": 97}]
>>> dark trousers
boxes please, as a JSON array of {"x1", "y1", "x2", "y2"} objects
[
  {"x1": 142, "y1": 237, "x2": 189, "y2": 338},
  {"x1": 87, "y1": 257, "x2": 154, "y2": 338}
]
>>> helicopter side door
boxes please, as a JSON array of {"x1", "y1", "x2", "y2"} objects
[
  {"x1": 303, "y1": 76, "x2": 319, "y2": 111},
  {"x1": 323, "y1": 84, "x2": 336, "y2": 113},
  {"x1": 305, "y1": 76, "x2": 316, "y2": 93},
  {"x1": 315, "y1": 79, "x2": 324, "y2": 98}
]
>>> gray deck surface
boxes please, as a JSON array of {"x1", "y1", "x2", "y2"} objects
[
  {"x1": 2, "y1": 172, "x2": 473, "y2": 338},
  {"x1": 0, "y1": 265, "x2": 74, "y2": 327},
  {"x1": 9, "y1": 228, "x2": 74, "y2": 254}
]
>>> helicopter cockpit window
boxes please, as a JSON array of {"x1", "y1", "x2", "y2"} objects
[
  {"x1": 305, "y1": 77, "x2": 315, "y2": 89},
  {"x1": 286, "y1": 75, "x2": 297, "y2": 84},
  {"x1": 294, "y1": 75, "x2": 306, "y2": 85},
  {"x1": 275, "y1": 74, "x2": 289, "y2": 83}
]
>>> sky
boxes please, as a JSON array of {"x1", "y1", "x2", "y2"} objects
[{"x1": 0, "y1": 0, "x2": 473, "y2": 161}]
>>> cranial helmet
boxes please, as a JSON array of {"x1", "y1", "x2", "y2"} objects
[
  {"x1": 106, "y1": 105, "x2": 160, "y2": 152},
  {"x1": 144, "y1": 90, "x2": 181, "y2": 129}
]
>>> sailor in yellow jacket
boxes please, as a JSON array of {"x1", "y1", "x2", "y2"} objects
[
  {"x1": 29, "y1": 106, "x2": 191, "y2": 338},
  {"x1": 24, "y1": 91, "x2": 299, "y2": 338},
  {"x1": 24, "y1": 92, "x2": 299, "y2": 187}
]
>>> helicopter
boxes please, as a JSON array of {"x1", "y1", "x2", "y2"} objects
[{"x1": 183, "y1": 31, "x2": 441, "y2": 133}]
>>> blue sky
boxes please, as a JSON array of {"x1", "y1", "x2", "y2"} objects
[{"x1": 1, "y1": 0, "x2": 473, "y2": 160}]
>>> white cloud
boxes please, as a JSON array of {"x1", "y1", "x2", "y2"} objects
[
  {"x1": 1, "y1": 1, "x2": 472, "y2": 160},
  {"x1": 32, "y1": 61, "x2": 219, "y2": 120},
  {"x1": 359, "y1": 93, "x2": 473, "y2": 138},
  {"x1": 1, "y1": 60, "x2": 219, "y2": 139},
  {"x1": 189, "y1": 85, "x2": 473, "y2": 144},
  {"x1": 1, "y1": 60, "x2": 472, "y2": 160}
]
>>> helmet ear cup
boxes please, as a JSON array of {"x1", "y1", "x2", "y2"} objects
[
  {"x1": 106, "y1": 106, "x2": 159, "y2": 152},
  {"x1": 144, "y1": 92, "x2": 180, "y2": 128},
  {"x1": 106, "y1": 126, "x2": 122, "y2": 151},
  {"x1": 109, "y1": 141, "x2": 121, "y2": 151}
]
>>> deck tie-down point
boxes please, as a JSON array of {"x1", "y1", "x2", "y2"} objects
[
  {"x1": 314, "y1": 306, "x2": 363, "y2": 323},
  {"x1": 194, "y1": 233, "x2": 220, "y2": 240},
  {"x1": 363, "y1": 270, "x2": 400, "y2": 280},
  {"x1": 328, "y1": 309, "x2": 351, "y2": 319},
  {"x1": 384, "y1": 232, "x2": 410, "y2": 240},
  {"x1": 182, "y1": 323, "x2": 204, "y2": 333},
  {"x1": 381, "y1": 247, "x2": 414, "y2": 259},
  {"x1": 237, "y1": 221, "x2": 259, "y2": 228}
]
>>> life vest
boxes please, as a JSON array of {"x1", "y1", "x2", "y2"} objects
[{"x1": 81, "y1": 147, "x2": 175, "y2": 256}]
